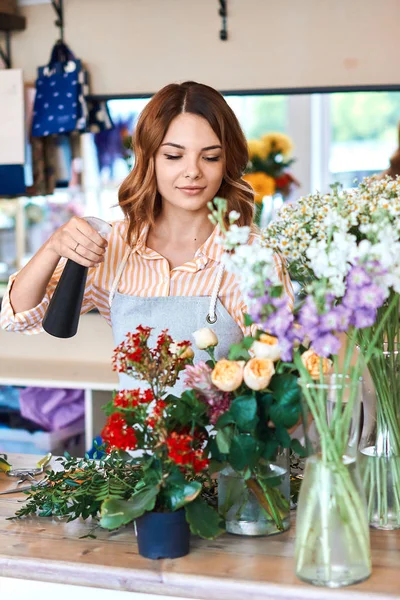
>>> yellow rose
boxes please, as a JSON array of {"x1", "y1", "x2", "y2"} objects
[
  {"x1": 211, "y1": 359, "x2": 244, "y2": 392},
  {"x1": 247, "y1": 139, "x2": 269, "y2": 161},
  {"x1": 243, "y1": 172, "x2": 276, "y2": 204},
  {"x1": 251, "y1": 334, "x2": 281, "y2": 361},
  {"x1": 261, "y1": 132, "x2": 293, "y2": 158},
  {"x1": 192, "y1": 327, "x2": 218, "y2": 350},
  {"x1": 243, "y1": 358, "x2": 275, "y2": 391},
  {"x1": 301, "y1": 349, "x2": 332, "y2": 380}
]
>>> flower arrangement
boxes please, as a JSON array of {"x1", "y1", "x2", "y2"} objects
[
  {"x1": 262, "y1": 176, "x2": 400, "y2": 529},
  {"x1": 207, "y1": 195, "x2": 400, "y2": 585},
  {"x1": 184, "y1": 326, "x2": 304, "y2": 535},
  {"x1": 99, "y1": 326, "x2": 224, "y2": 543},
  {"x1": 244, "y1": 132, "x2": 299, "y2": 224},
  {"x1": 14, "y1": 326, "x2": 224, "y2": 556}
]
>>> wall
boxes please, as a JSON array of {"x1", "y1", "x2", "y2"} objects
[{"x1": 10, "y1": 0, "x2": 400, "y2": 95}]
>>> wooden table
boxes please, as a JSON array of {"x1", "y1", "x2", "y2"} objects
[{"x1": 0, "y1": 455, "x2": 399, "y2": 600}]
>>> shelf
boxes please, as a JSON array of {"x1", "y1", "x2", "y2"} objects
[{"x1": 0, "y1": 11, "x2": 26, "y2": 31}]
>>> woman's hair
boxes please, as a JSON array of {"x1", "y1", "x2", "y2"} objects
[{"x1": 118, "y1": 81, "x2": 255, "y2": 246}]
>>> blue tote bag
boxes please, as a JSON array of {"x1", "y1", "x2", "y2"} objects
[{"x1": 32, "y1": 42, "x2": 88, "y2": 137}]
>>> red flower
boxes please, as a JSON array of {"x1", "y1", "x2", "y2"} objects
[
  {"x1": 166, "y1": 432, "x2": 209, "y2": 473},
  {"x1": 140, "y1": 389, "x2": 154, "y2": 404},
  {"x1": 126, "y1": 348, "x2": 143, "y2": 362},
  {"x1": 101, "y1": 413, "x2": 137, "y2": 452}
]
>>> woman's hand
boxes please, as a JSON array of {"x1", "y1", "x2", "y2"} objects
[{"x1": 47, "y1": 217, "x2": 108, "y2": 267}]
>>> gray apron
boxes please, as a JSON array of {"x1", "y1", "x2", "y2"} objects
[{"x1": 109, "y1": 247, "x2": 243, "y2": 393}]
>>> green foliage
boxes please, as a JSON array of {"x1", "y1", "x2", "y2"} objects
[
  {"x1": 184, "y1": 495, "x2": 225, "y2": 539},
  {"x1": 13, "y1": 451, "x2": 141, "y2": 522},
  {"x1": 229, "y1": 434, "x2": 260, "y2": 471},
  {"x1": 160, "y1": 470, "x2": 202, "y2": 511},
  {"x1": 100, "y1": 484, "x2": 160, "y2": 530},
  {"x1": 228, "y1": 336, "x2": 254, "y2": 361},
  {"x1": 229, "y1": 395, "x2": 259, "y2": 432},
  {"x1": 210, "y1": 364, "x2": 304, "y2": 475},
  {"x1": 166, "y1": 390, "x2": 208, "y2": 429}
]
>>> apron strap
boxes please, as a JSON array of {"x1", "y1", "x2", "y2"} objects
[
  {"x1": 109, "y1": 246, "x2": 131, "y2": 308},
  {"x1": 206, "y1": 262, "x2": 225, "y2": 324}
]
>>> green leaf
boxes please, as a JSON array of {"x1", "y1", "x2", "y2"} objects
[
  {"x1": 269, "y1": 374, "x2": 301, "y2": 406},
  {"x1": 99, "y1": 484, "x2": 159, "y2": 530},
  {"x1": 216, "y1": 427, "x2": 234, "y2": 454},
  {"x1": 167, "y1": 390, "x2": 207, "y2": 427},
  {"x1": 243, "y1": 313, "x2": 253, "y2": 326},
  {"x1": 269, "y1": 403, "x2": 300, "y2": 429},
  {"x1": 230, "y1": 396, "x2": 259, "y2": 432},
  {"x1": 229, "y1": 434, "x2": 259, "y2": 471},
  {"x1": 209, "y1": 437, "x2": 227, "y2": 462},
  {"x1": 228, "y1": 344, "x2": 251, "y2": 361},
  {"x1": 274, "y1": 426, "x2": 291, "y2": 449},
  {"x1": 184, "y1": 496, "x2": 225, "y2": 539},
  {"x1": 163, "y1": 477, "x2": 202, "y2": 511},
  {"x1": 291, "y1": 438, "x2": 307, "y2": 457},
  {"x1": 261, "y1": 439, "x2": 279, "y2": 461},
  {"x1": 215, "y1": 412, "x2": 235, "y2": 428}
]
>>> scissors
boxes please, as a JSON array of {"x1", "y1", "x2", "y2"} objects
[
  {"x1": 6, "y1": 453, "x2": 52, "y2": 481},
  {"x1": 0, "y1": 479, "x2": 47, "y2": 496}
]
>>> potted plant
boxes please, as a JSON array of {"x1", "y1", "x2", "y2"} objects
[{"x1": 99, "y1": 326, "x2": 224, "y2": 559}]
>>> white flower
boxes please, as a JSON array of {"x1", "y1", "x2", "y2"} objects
[
  {"x1": 251, "y1": 334, "x2": 281, "y2": 361},
  {"x1": 219, "y1": 224, "x2": 251, "y2": 250},
  {"x1": 229, "y1": 210, "x2": 241, "y2": 223},
  {"x1": 243, "y1": 358, "x2": 275, "y2": 391},
  {"x1": 192, "y1": 328, "x2": 218, "y2": 350}
]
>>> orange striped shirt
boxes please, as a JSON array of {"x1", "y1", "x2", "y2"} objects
[{"x1": 0, "y1": 221, "x2": 293, "y2": 335}]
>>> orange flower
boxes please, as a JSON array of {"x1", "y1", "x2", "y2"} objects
[
  {"x1": 301, "y1": 349, "x2": 332, "y2": 380},
  {"x1": 243, "y1": 172, "x2": 276, "y2": 204}
]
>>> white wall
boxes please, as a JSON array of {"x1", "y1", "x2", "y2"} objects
[{"x1": 10, "y1": 0, "x2": 400, "y2": 95}]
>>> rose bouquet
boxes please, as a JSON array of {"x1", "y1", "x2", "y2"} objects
[
  {"x1": 184, "y1": 326, "x2": 304, "y2": 536},
  {"x1": 263, "y1": 176, "x2": 400, "y2": 530},
  {"x1": 207, "y1": 196, "x2": 400, "y2": 585},
  {"x1": 99, "y1": 326, "x2": 224, "y2": 556}
]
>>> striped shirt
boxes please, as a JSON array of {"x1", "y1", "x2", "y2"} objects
[{"x1": 0, "y1": 221, "x2": 293, "y2": 335}]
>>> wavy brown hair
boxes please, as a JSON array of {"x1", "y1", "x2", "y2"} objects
[{"x1": 118, "y1": 81, "x2": 255, "y2": 246}]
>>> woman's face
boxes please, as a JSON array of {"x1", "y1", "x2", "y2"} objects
[{"x1": 155, "y1": 113, "x2": 224, "y2": 215}]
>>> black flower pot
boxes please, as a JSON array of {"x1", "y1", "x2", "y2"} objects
[{"x1": 136, "y1": 509, "x2": 190, "y2": 560}]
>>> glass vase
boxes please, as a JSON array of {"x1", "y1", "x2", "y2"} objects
[
  {"x1": 218, "y1": 448, "x2": 290, "y2": 536},
  {"x1": 295, "y1": 375, "x2": 371, "y2": 587},
  {"x1": 359, "y1": 342, "x2": 400, "y2": 529}
]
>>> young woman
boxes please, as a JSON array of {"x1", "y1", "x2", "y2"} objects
[{"x1": 1, "y1": 81, "x2": 293, "y2": 390}]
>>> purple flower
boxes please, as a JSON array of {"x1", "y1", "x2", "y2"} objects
[
  {"x1": 350, "y1": 308, "x2": 377, "y2": 329},
  {"x1": 342, "y1": 287, "x2": 360, "y2": 310},
  {"x1": 311, "y1": 333, "x2": 341, "y2": 358},
  {"x1": 319, "y1": 310, "x2": 339, "y2": 333},
  {"x1": 270, "y1": 295, "x2": 288, "y2": 310},
  {"x1": 298, "y1": 297, "x2": 319, "y2": 330},
  {"x1": 333, "y1": 305, "x2": 352, "y2": 332},
  {"x1": 359, "y1": 284, "x2": 386, "y2": 310},
  {"x1": 279, "y1": 337, "x2": 294, "y2": 362},
  {"x1": 266, "y1": 307, "x2": 294, "y2": 337},
  {"x1": 347, "y1": 266, "x2": 372, "y2": 289}
]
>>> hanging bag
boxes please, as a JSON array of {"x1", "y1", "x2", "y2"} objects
[{"x1": 31, "y1": 41, "x2": 88, "y2": 137}]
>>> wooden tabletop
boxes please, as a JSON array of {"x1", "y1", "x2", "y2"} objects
[{"x1": 0, "y1": 454, "x2": 399, "y2": 600}]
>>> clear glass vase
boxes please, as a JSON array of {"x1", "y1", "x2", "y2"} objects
[
  {"x1": 359, "y1": 342, "x2": 400, "y2": 529},
  {"x1": 295, "y1": 375, "x2": 371, "y2": 587},
  {"x1": 218, "y1": 448, "x2": 290, "y2": 536}
]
